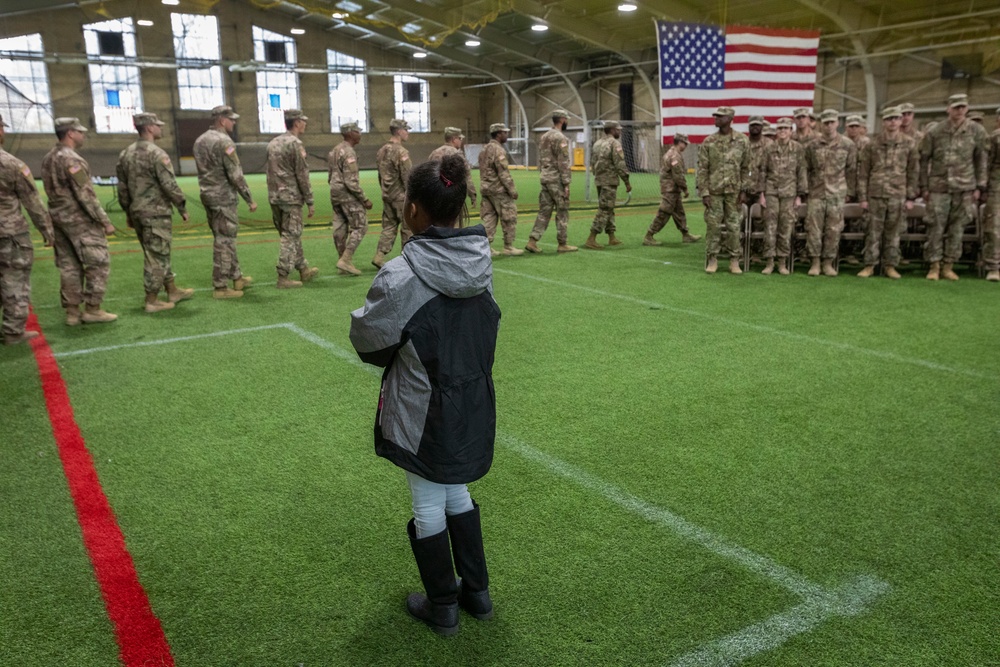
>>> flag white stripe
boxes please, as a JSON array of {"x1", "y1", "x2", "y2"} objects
[
  {"x1": 725, "y1": 71, "x2": 817, "y2": 84},
  {"x1": 724, "y1": 52, "x2": 818, "y2": 67},
  {"x1": 725, "y1": 33, "x2": 820, "y2": 49},
  {"x1": 661, "y1": 88, "x2": 817, "y2": 102}
]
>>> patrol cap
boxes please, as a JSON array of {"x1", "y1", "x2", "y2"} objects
[
  {"x1": 340, "y1": 122, "x2": 360, "y2": 134},
  {"x1": 762, "y1": 125, "x2": 776, "y2": 136},
  {"x1": 881, "y1": 106, "x2": 902, "y2": 120},
  {"x1": 899, "y1": 102, "x2": 915, "y2": 113},
  {"x1": 489, "y1": 122, "x2": 510, "y2": 133},
  {"x1": 389, "y1": 118, "x2": 410, "y2": 131},
  {"x1": 748, "y1": 115, "x2": 765, "y2": 126},
  {"x1": 775, "y1": 117, "x2": 794, "y2": 129},
  {"x1": 673, "y1": 133, "x2": 689, "y2": 144},
  {"x1": 968, "y1": 111, "x2": 984, "y2": 122},
  {"x1": 792, "y1": 107, "x2": 812, "y2": 118},
  {"x1": 0, "y1": 113, "x2": 8, "y2": 128},
  {"x1": 211, "y1": 105, "x2": 239, "y2": 120},
  {"x1": 551, "y1": 108, "x2": 569, "y2": 119},
  {"x1": 133, "y1": 112, "x2": 165, "y2": 128},
  {"x1": 54, "y1": 117, "x2": 87, "y2": 132},
  {"x1": 602, "y1": 120, "x2": 621, "y2": 130},
  {"x1": 819, "y1": 109, "x2": 840, "y2": 123},
  {"x1": 284, "y1": 109, "x2": 309, "y2": 121},
  {"x1": 845, "y1": 114, "x2": 863, "y2": 127},
  {"x1": 443, "y1": 126, "x2": 465, "y2": 140},
  {"x1": 947, "y1": 94, "x2": 968, "y2": 108},
  {"x1": 712, "y1": 106, "x2": 735, "y2": 117}
]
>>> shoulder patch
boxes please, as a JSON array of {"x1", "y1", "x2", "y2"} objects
[
  {"x1": 300, "y1": 148, "x2": 307, "y2": 158},
  {"x1": 616, "y1": 146, "x2": 624, "y2": 155},
  {"x1": 560, "y1": 141, "x2": 568, "y2": 148},
  {"x1": 162, "y1": 157, "x2": 172, "y2": 166},
  {"x1": 347, "y1": 157, "x2": 356, "y2": 164},
  {"x1": 671, "y1": 160, "x2": 679, "y2": 166},
  {"x1": 21, "y1": 165, "x2": 32, "y2": 178},
  {"x1": 225, "y1": 145, "x2": 236, "y2": 156},
  {"x1": 68, "y1": 164, "x2": 81, "y2": 175}
]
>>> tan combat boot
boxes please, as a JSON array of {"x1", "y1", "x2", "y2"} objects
[
  {"x1": 81, "y1": 304, "x2": 117, "y2": 324},
  {"x1": 144, "y1": 293, "x2": 175, "y2": 313},
  {"x1": 761, "y1": 259, "x2": 774, "y2": 275},
  {"x1": 233, "y1": 276, "x2": 253, "y2": 290},
  {"x1": 821, "y1": 259, "x2": 838, "y2": 277},
  {"x1": 524, "y1": 239, "x2": 541, "y2": 253},
  {"x1": 557, "y1": 243, "x2": 578, "y2": 253},
  {"x1": 300, "y1": 265, "x2": 320, "y2": 282},
  {"x1": 371, "y1": 251, "x2": 386, "y2": 269},
  {"x1": 337, "y1": 250, "x2": 361, "y2": 276},
  {"x1": 705, "y1": 256, "x2": 718, "y2": 274},
  {"x1": 66, "y1": 306, "x2": 82, "y2": 327},
  {"x1": 777, "y1": 260, "x2": 790, "y2": 276},
  {"x1": 885, "y1": 266, "x2": 901, "y2": 280},
  {"x1": 729, "y1": 258, "x2": 742, "y2": 274},
  {"x1": 607, "y1": 233, "x2": 623, "y2": 246},
  {"x1": 940, "y1": 262, "x2": 959, "y2": 281},
  {"x1": 214, "y1": 287, "x2": 244, "y2": 299},
  {"x1": 3, "y1": 330, "x2": 39, "y2": 346},
  {"x1": 986, "y1": 270, "x2": 1000, "y2": 282},
  {"x1": 807, "y1": 258, "x2": 821, "y2": 276},
  {"x1": 502, "y1": 244, "x2": 524, "y2": 256},
  {"x1": 490, "y1": 248, "x2": 500, "y2": 258},
  {"x1": 642, "y1": 233, "x2": 661, "y2": 246},
  {"x1": 277, "y1": 275, "x2": 303, "y2": 289},
  {"x1": 857, "y1": 265, "x2": 875, "y2": 278},
  {"x1": 165, "y1": 279, "x2": 194, "y2": 303},
  {"x1": 926, "y1": 261, "x2": 940, "y2": 280},
  {"x1": 682, "y1": 233, "x2": 701, "y2": 243},
  {"x1": 584, "y1": 232, "x2": 603, "y2": 250}
]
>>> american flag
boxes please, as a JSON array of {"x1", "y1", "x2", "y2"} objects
[{"x1": 657, "y1": 22, "x2": 820, "y2": 144}]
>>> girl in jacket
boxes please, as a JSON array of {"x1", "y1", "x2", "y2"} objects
[{"x1": 350, "y1": 152, "x2": 501, "y2": 636}]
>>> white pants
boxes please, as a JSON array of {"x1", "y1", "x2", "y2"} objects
[{"x1": 406, "y1": 471, "x2": 474, "y2": 538}]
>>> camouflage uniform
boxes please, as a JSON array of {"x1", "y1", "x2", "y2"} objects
[
  {"x1": 803, "y1": 132, "x2": 857, "y2": 259},
  {"x1": 193, "y1": 127, "x2": 254, "y2": 289},
  {"x1": 697, "y1": 130, "x2": 751, "y2": 259},
  {"x1": 116, "y1": 139, "x2": 187, "y2": 294},
  {"x1": 529, "y1": 126, "x2": 571, "y2": 244},
  {"x1": 983, "y1": 124, "x2": 1000, "y2": 274},
  {"x1": 793, "y1": 127, "x2": 816, "y2": 145},
  {"x1": 858, "y1": 131, "x2": 919, "y2": 268},
  {"x1": 746, "y1": 136, "x2": 771, "y2": 200},
  {"x1": 0, "y1": 146, "x2": 54, "y2": 338},
  {"x1": 590, "y1": 134, "x2": 629, "y2": 234},
  {"x1": 918, "y1": 118, "x2": 989, "y2": 264},
  {"x1": 648, "y1": 144, "x2": 691, "y2": 237},
  {"x1": 375, "y1": 140, "x2": 411, "y2": 254},
  {"x1": 759, "y1": 139, "x2": 807, "y2": 260},
  {"x1": 266, "y1": 130, "x2": 314, "y2": 277},
  {"x1": 478, "y1": 138, "x2": 518, "y2": 245},
  {"x1": 328, "y1": 140, "x2": 368, "y2": 256},
  {"x1": 41, "y1": 144, "x2": 113, "y2": 309}
]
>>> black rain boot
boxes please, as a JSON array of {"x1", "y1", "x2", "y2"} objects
[
  {"x1": 447, "y1": 502, "x2": 494, "y2": 620},
  {"x1": 406, "y1": 519, "x2": 460, "y2": 636}
]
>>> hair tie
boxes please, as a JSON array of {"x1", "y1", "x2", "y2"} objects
[{"x1": 440, "y1": 173, "x2": 454, "y2": 187}]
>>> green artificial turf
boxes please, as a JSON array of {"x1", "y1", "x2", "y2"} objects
[{"x1": 2, "y1": 172, "x2": 999, "y2": 666}]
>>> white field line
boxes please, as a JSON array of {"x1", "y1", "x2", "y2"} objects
[
  {"x1": 494, "y1": 267, "x2": 996, "y2": 381},
  {"x1": 52, "y1": 323, "x2": 292, "y2": 358}
]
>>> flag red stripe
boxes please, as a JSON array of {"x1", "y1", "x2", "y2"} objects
[
  {"x1": 726, "y1": 25, "x2": 821, "y2": 39},
  {"x1": 26, "y1": 312, "x2": 175, "y2": 667},
  {"x1": 663, "y1": 98, "x2": 815, "y2": 108},
  {"x1": 663, "y1": 116, "x2": 795, "y2": 125},
  {"x1": 726, "y1": 44, "x2": 818, "y2": 56},
  {"x1": 720, "y1": 81, "x2": 816, "y2": 91},
  {"x1": 725, "y1": 63, "x2": 817, "y2": 74}
]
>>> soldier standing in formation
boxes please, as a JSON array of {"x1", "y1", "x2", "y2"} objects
[
  {"x1": 842, "y1": 114, "x2": 872, "y2": 266},
  {"x1": 803, "y1": 109, "x2": 857, "y2": 276},
  {"x1": 919, "y1": 94, "x2": 988, "y2": 281},
  {"x1": 758, "y1": 118, "x2": 807, "y2": 275},
  {"x1": 372, "y1": 119, "x2": 412, "y2": 269},
  {"x1": 116, "y1": 112, "x2": 193, "y2": 313},
  {"x1": 644, "y1": 133, "x2": 699, "y2": 246},
  {"x1": 428, "y1": 127, "x2": 477, "y2": 208},
  {"x1": 479, "y1": 123, "x2": 522, "y2": 257},
  {"x1": 526, "y1": 109, "x2": 576, "y2": 254},
  {"x1": 745, "y1": 116, "x2": 770, "y2": 206},
  {"x1": 266, "y1": 109, "x2": 318, "y2": 288},
  {"x1": 856, "y1": 106, "x2": 919, "y2": 280},
  {"x1": 793, "y1": 108, "x2": 816, "y2": 144},
  {"x1": 41, "y1": 118, "x2": 117, "y2": 325},
  {"x1": 899, "y1": 103, "x2": 923, "y2": 143},
  {"x1": 0, "y1": 113, "x2": 54, "y2": 345},
  {"x1": 985, "y1": 107, "x2": 1000, "y2": 283},
  {"x1": 586, "y1": 120, "x2": 631, "y2": 250},
  {"x1": 328, "y1": 122, "x2": 373, "y2": 276},
  {"x1": 697, "y1": 106, "x2": 750, "y2": 274},
  {"x1": 193, "y1": 105, "x2": 256, "y2": 300}
]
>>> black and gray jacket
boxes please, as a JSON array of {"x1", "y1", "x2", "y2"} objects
[{"x1": 349, "y1": 224, "x2": 501, "y2": 484}]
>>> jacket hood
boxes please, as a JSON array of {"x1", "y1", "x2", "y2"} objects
[{"x1": 403, "y1": 224, "x2": 493, "y2": 298}]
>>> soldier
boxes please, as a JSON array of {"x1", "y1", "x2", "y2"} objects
[
  {"x1": 266, "y1": 109, "x2": 318, "y2": 288},
  {"x1": 644, "y1": 133, "x2": 699, "y2": 246},
  {"x1": 968, "y1": 111, "x2": 985, "y2": 125},
  {"x1": 585, "y1": 120, "x2": 631, "y2": 250},
  {"x1": 745, "y1": 115, "x2": 770, "y2": 205},
  {"x1": 0, "y1": 113, "x2": 55, "y2": 345},
  {"x1": 428, "y1": 127, "x2": 477, "y2": 208},
  {"x1": 803, "y1": 109, "x2": 857, "y2": 276},
  {"x1": 328, "y1": 121, "x2": 373, "y2": 275},
  {"x1": 762, "y1": 122, "x2": 776, "y2": 139},
  {"x1": 193, "y1": 105, "x2": 257, "y2": 300},
  {"x1": 526, "y1": 109, "x2": 577, "y2": 254},
  {"x1": 919, "y1": 94, "x2": 989, "y2": 281},
  {"x1": 843, "y1": 114, "x2": 871, "y2": 266},
  {"x1": 846, "y1": 115, "x2": 870, "y2": 151},
  {"x1": 41, "y1": 118, "x2": 117, "y2": 325},
  {"x1": 899, "y1": 103, "x2": 923, "y2": 144},
  {"x1": 372, "y1": 119, "x2": 412, "y2": 269},
  {"x1": 479, "y1": 122, "x2": 523, "y2": 256},
  {"x1": 116, "y1": 112, "x2": 193, "y2": 313},
  {"x1": 793, "y1": 108, "x2": 816, "y2": 145},
  {"x1": 697, "y1": 106, "x2": 750, "y2": 273},
  {"x1": 985, "y1": 106, "x2": 1000, "y2": 282},
  {"x1": 758, "y1": 117, "x2": 807, "y2": 275},
  {"x1": 856, "y1": 106, "x2": 919, "y2": 280}
]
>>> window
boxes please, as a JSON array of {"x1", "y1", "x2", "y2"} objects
[
  {"x1": 0, "y1": 33, "x2": 54, "y2": 133},
  {"x1": 83, "y1": 18, "x2": 143, "y2": 133},
  {"x1": 171, "y1": 13, "x2": 224, "y2": 110},
  {"x1": 328, "y1": 49, "x2": 367, "y2": 132},
  {"x1": 253, "y1": 26, "x2": 298, "y2": 134},
  {"x1": 393, "y1": 75, "x2": 429, "y2": 132}
]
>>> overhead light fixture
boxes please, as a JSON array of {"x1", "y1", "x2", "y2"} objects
[
  {"x1": 290, "y1": 28, "x2": 305, "y2": 34},
  {"x1": 161, "y1": 0, "x2": 180, "y2": 5},
  {"x1": 618, "y1": 2, "x2": 638, "y2": 11},
  {"x1": 465, "y1": 39, "x2": 481, "y2": 47},
  {"x1": 531, "y1": 24, "x2": 548, "y2": 32},
  {"x1": 413, "y1": 52, "x2": 427, "y2": 58},
  {"x1": 137, "y1": 19, "x2": 154, "y2": 26},
  {"x1": 332, "y1": 12, "x2": 347, "y2": 19}
]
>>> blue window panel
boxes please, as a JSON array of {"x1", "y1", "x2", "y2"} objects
[
  {"x1": 106, "y1": 89, "x2": 120, "y2": 107},
  {"x1": 270, "y1": 94, "x2": 281, "y2": 108}
]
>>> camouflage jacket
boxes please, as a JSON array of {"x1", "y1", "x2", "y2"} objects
[
  {"x1": 591, "y1": 136, "x2": 629, "y2": 187},
  {"x1": 759, "y1": 139, "x2": 807, "y2": 198},
  {"x1": 988, "y1": 129, "x2": 1000, "y2": 193},
  {"x1": 427, "y1": 145, "x2": 477, "y2": 202},
  {"x1": 375, "y1": 141, "x2": 411, "y2": 203},
  {"x1": 793, "y1": 128, "x2": 816, "y2": 145},
  {"x1": 902, "y1": 125, "x2": 924, "y2": 145},
  {"x1": 40, "y1": 144, "x2": 112, "y2": 228},
  {"x1": 538, "y1": 128, "x2": 571, "y2": 187},
  {"x1": 659, "y1": 146, "x2": 688, "y2": 195},
  {"x1": 804, "y1": 133, "x2": 857, "y2": 199},
  {"x1": 696, "y1": 130, "x2": 750, "y2": 196},
  {"x1": 746, "y1": 137, "x2": 771, "y2": 195},
  {"x1": 193, "y1": 128, "x2": 253, "y2": 207},
  {"x1": 858, "y1": 131, "x2": 919, "y2": 201},
  {"x1": 328, "y1": 141, "x2": 366, "y2": 205},
  {"x1": 115, "y1": 140, "x2": 186, "y2": 218},
  {"x1": 0, "y1": 148, "x2": 53, "y2": 240},
  {"x1": 479, "y1": 140, "x2": 517, "y2": 198},
  {"x1": 266, "y1": 132, "x2": 313, "y2": 207},
  {"x1": 919, "y1": 118, "x2": 988, "y2": 194}
]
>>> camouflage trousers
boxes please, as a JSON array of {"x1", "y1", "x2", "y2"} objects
[
  {"x1": 762, "y1": 195, "x2": 797, "y2": 259},
  {"x1": 924, "y1": 191, "x2": 975, "y2": 263},
  {"x1": 805, "y1": 195, "x2": 844, "y2": 259},
  {"x1": 984, "y1": 191, "x2": 1000, "y2": 272},
  {"x1": 863, "y1": 198, "x2": 904, "y2": 268},
  {"x1": 332, "y1": 200, "x2": 368, "y2": 257},
  {"x1": 481, "y1": 193, "x2": 518, "y2": 246},
  {"x1": 704, "y1": 193, "x2": 742, "y2": 258},
  {"x1": 590, "y1": 185, "x2": 618, "y2": 235},
  {"x1": 530, "y1": 182, "x2": 568, "y2": 244},
  {"x1": 648, "y1": 191, "x2": 688, "y2": 236},
  {"x1": 205, "y1": 203, "x2": 243, "y2": 289},
  {"x1": 376, "y1": 198, "x2": 411, "y2": 254},
  {"x1": 271, "y1": 204, "x2": 308, "y2": 277},
  {"x1": 52, "y1": 220, "x2": 110, "y2": 308},
  {"x1": 0, "y1": 233, "x2": 33, "y2": 337},
  {"x1": 133, "y1": 216, "x2": 175, "y2": 294}
]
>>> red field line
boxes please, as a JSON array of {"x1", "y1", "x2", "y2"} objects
[{"x1": 26, "y1": 312, "x2": 174, "y2": 667}]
